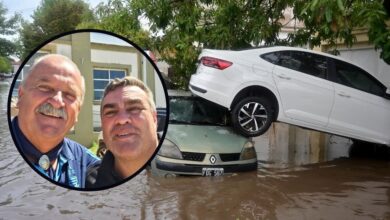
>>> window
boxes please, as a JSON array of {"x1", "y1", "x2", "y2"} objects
[
  {"x1": 261, "y1": 51, "x2": 328, "y2": 79},
  {"x1": 93, "y1": 69, "x2": 126, "y2": 101},
  {"x1": 333, "y1": 59, "x2": 385, "y2": 97},
  {"x1": 290, "y1": 51, "x2": 327, "y2": 79},
  {"x1": 169, "y1": 96, "x2": 230, "y2": 126},
  {"x1": 93, "y1": 68, "x2": 126, "y2": 132},
  {"x1": 278, "y1": 51, "x2": 302, "y2": 72},
  {"x1": 261, "y1": 52, "x2": 280, "y2": 64}
]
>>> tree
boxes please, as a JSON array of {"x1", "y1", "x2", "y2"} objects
[
  {"x1": 0, "y1": 1, "x2": 20, "y2": 73},
  {"x1": 18, "y1": 0, "x2": 94, "y2": 58},
  {"x1": 0, "y1": 56, "x2": 11, "y2": 73},
  {"x1": 76, "y1": 1, "x2": 390, "y2": 89},
  {"x1": 77, "y1": 0, "x2": 152, "y2": 49},
  {"x1": 0, "y1": 1, "x2": 20, "y2": 57},
  {"x1": 131, "y1": 0, "x2": 295, "y2": 89},
  {"x1": 291, "y1": 0, "x2": 390, "y2": 64}
]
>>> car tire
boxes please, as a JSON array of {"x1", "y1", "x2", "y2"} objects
[{"x1": 231, "y1": 97, "x2": 274, "y2": 137}]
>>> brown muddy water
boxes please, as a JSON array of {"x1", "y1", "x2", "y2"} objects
[{"x1": 0, "y1": 83, "x2": 389, "y2": 220}]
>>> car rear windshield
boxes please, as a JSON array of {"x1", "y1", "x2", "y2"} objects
[{"x1": 169, "y1": 96, "x2": 230, "y2": 126}]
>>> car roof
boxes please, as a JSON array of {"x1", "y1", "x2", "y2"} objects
[
  {"x1": 241, "y1": 46, "x2": 339, "y2": 58},
  {"x1": 269, "y1": 46, "x2": 368, "y2": 63},
  {"x1": 232, "y1": 46, "x2": 381, "y2": 80},
  {"x1": 204, "y1": 46, "x2": 347, "y2": 62}
]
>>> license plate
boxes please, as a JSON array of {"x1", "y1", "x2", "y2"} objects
[{"x1": 202, "y1": 168, "x2": 224, "y2": 176}]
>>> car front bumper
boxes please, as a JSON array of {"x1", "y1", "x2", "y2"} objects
[{"x1": 155, "y1": 156, "x2": 257, "y2": 176}]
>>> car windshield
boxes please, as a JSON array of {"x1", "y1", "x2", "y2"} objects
[{"x1": 169, "y1": 96, "x2": 230, "y2": 126}]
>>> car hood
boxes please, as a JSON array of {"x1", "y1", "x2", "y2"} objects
[{"x1": 165, "y1": 124, "x2": 248, "y2": 153}]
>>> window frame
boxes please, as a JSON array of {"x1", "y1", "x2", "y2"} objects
[
  {"x1": 328, "y1": 58, "x2": 387, "y2": 97},
  {"x1": 260, "y1": 50, "x2": 329, "y2": 80},
  {"x1": 93, "y1": 68, "x2": 126, "y2": 101}
]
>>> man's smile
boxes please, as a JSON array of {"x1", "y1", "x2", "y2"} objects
[{"x1": 36, "y1": 103, "x2": 67, "y2": 120}]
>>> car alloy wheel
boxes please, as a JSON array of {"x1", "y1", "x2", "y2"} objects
[{"x1": 231, "y1": 97, "x2": 274, "y2": 137}]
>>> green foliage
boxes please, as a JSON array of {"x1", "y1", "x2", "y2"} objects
[
  {"x1": 0, "y1": 38, "x2": 16, "y2": 57},
  {"x1": 88, "y1": 140, "x2": 99, "y2": 156},
  {"x1": 0, "y1": 56, "x2": 11, "y2": 73},
  {"x1": 0, "y1": 1, "x2": 20, "y2": 57},
  {"x1": 83, "y1": 0, "x2": 390, "y2": 84},
  {"x1": 77, "y1": 0, "x2": 152, "y2": 49},
  {"x1": 132, "y1": 1, "x2": 201, "y2": 89},
  {"x1": 291, "y1": 0, "x2": 354, "y2": 47},
  {"x1": 131, "y1": 0, "x2": 296, "y2": 89},
  {"x1": 292, "y1": 0, "x2": 390, "y2": 64},
  {"x1": 359, "y1": 1, "x2": 390, "y2": 64},
  {"x1": 18, "y1": 0, "x2": 93, "y2": 58},
  {"x1": 14, "y1": 0, "x2": 390, "y2": 85}
]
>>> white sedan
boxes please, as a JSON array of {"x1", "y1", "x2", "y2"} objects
[{"x1": 189, "y1": 46, "x2": 390, "y2": 146}]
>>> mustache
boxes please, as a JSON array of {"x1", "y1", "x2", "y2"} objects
[
  {"x1": 36, "y1": 103, "x2": 68, "y2": 120},
  {"x1": 111, "y1": 124, "x2": 139, "y2": 134}
]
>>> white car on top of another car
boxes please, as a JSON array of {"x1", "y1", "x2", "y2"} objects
[{"x1": 189, "y1": 46, "x2": 390, "y2": 146}]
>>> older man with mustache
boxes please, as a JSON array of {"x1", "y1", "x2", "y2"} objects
[
  {"x1": 11, "y1": 54, "x2": 100, "y2": 188},
  {"x1": 87, "y1": 76, "x2": 158, "y2": 188}
]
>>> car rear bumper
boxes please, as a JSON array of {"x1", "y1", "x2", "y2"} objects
[
  {"x1": 189, "y1": 83, "x2": 207, "y2": 94},
  {"x1": 189, "y1": 74, "x2": 231, "y2": 109}
]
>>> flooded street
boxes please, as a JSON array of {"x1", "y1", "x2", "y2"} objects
[{"x1": 0, "y1": 83, "x2": 389, "y2": 219}]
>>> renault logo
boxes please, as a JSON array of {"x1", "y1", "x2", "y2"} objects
[{"x1": 209, "y1": 155, "x2": 216, "y2": 164}]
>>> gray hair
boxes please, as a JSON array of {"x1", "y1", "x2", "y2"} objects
[
  {"x1": 102, "y1": 76, "x2": 156, "y2": 112},
  {"x1": 21, "y1": 54, "x2": 86, "y2": 104}
]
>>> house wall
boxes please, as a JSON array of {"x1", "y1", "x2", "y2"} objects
[
  {"x1": 319, "y1": 31, "x2": 390, "y2": 87},
  {"x1": 56, "y1": 44, "x2": 72, "y2": 58},
  {"x1": 91, "y1": 49, "x2": 138, "y2": 77},
  {"x1": 338, "y1": 48, "x2": 390, "y2": 87}
]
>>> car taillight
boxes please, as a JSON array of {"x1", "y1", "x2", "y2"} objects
[{"x1": 201, "y1": 56, "x2": 232, "y2": 70}]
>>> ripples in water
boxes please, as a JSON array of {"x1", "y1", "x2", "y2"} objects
[{"x1": 0, "y1": 83, "x2": 389, "y2": 219}]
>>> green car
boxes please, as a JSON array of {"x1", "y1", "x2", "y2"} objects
[{"x1": 155, "y1": 90, "x2": 257, "y2": 176}]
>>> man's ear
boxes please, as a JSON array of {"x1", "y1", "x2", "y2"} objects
[
  {"x1": 74, "y1": 98, "x2": 83, "y2": 123},
  {"x1": 18, "y1": 86, "x2": 23, "y2": 97},
  {"x1": 152, "y1": 111, "x2": 158, "y2": 131},
  {"x1": 16, "y1": 86, "x2": 24, "y2": 107},
  {"x1": 153, "y1": 111, "x2": 157, "y2": 124}
]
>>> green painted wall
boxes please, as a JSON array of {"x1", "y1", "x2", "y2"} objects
[
  {"x1": 66, "y1": 32, "x2": 95, "y2": 148},
  {"x1": 146, "y1": 60, "x2": 156, "y2": 96}
]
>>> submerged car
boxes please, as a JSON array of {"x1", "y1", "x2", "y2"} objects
[
  {"x1": 189, "y1": 46, "x2": 390, "y2": 146},
  {"x1": 155, "y1": 90, "x2": 257, "y2": 176}
]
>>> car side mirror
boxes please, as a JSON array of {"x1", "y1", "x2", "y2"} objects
[{"x1": 385, "y1": 88, "x2": 390, "y2": 99}]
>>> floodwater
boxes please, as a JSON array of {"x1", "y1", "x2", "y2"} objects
[{"x1": 0, "y1": 82, "x2": 389, "y2": 219}]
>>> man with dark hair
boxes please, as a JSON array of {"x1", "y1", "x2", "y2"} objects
[
  {"x1": 12, "y1": 54, "x2": 100, "y2": 188},
  {"x1": 88, "y1": 76, "x2": 158, "y2": 188}
]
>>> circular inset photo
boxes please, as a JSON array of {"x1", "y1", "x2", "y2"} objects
[{"x1": 7, "y1": 29, "x2": 169, "y2": 191}]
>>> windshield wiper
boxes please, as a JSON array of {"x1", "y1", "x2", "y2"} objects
[
  {"x1": 190, "y1": 121, "x2": 226, "y2": 126},
  {"x1": 169, "y1": 119, "x2": 188, "y2": 124}
]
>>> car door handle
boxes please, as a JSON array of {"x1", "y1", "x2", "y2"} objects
[
  {"x1": 276, "y1": 74, "x2": 291, "y2": 80},
  {"x1": 337, "y1": 91, "x2": 351, "y2": 98}
]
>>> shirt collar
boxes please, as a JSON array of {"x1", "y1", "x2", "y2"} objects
[
  {"x1": 11, "y1": 117, "x2": 64, "y2": 164},
  {"x1": 101, "y1": 150, "x2": 123, "y2": 181}
]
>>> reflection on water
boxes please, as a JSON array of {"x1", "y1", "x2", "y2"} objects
[
  {"x1": 254, "y1": 123, "x2": 352, "y2": 168},
  {"x1": 0, "y1": 83, "x2": 389, "y2": 219}
]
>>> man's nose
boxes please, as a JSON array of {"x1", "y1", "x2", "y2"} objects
[
  {"x1": 116, "y1": 110, "x2": 132, "y2": 125},
  {"x1": 48, "y1": 90, "x2": 65, "y2": 108}
]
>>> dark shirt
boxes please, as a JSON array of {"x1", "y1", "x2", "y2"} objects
[
  {"x1": 11, "y1": 117, "x2": 101, "y2": 188},
  {"x1": 86, "y1": 150, "x2": 123, "y2": 189}
]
